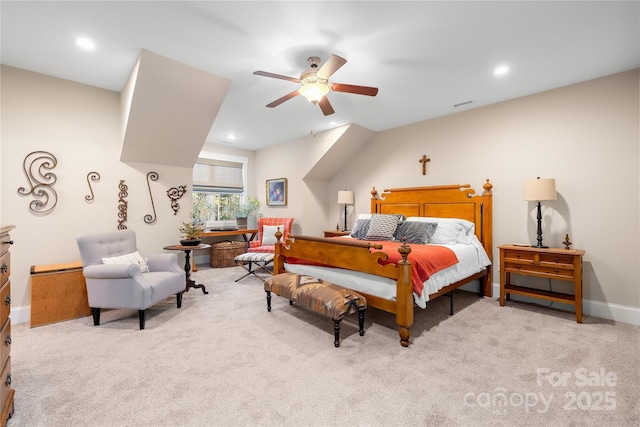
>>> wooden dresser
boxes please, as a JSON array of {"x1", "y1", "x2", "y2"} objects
[{"x1": 0, "y1": 225, "x2": 15, "y2": 425}]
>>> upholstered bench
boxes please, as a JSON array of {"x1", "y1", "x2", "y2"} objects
[
  {"x1": 234, "y1": 252, "x2": 275, "y2": 282},
  {"x1": 264, "y1": 272, "x2": 367, "y2": 347}
]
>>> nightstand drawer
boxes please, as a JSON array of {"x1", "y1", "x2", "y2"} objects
[
  {"x1": 504, "y1": 261, "x2": 575, "y2": 280},
  {"x1": 539, "y1": 253, "x2": 574, "y2": 266},
  {"x1": 503, "y1": 249, "x2": 535, "y2": 262}
]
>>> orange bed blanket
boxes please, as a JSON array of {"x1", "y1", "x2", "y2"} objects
[
  {"x1": 370, "y1": 241, "x2": 458, "y2": 296},
  {"x1": 287, "y1": 241, "x2": 458, "y2": 297}
]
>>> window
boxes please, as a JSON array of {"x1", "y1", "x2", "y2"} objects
[{"x1": 192, "y1": 157, "x2": 245, "y2": 223}]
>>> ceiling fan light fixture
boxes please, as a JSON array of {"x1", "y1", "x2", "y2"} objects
[{"x1": 299, "y1": 82, "x2": 329, "y2": 104}]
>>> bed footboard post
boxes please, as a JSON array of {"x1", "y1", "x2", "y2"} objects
[
  {"x1": 396, "y1": 241, "x2": 413, "y2": 347},
  {"x1": 481, "y1": 179, "x2": 493, "y2": 297},
  {"x1": 273, "y1": 232, "x2": 285, "y2": 275}
]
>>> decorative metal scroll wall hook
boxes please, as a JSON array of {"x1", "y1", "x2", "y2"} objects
[
  {"x1": 144, "y1": 172, "x2": 159, "y2": 224},
  {"x1": 166, "y1": 185, "x2": 187, "y2": 215},
  {"x1": 117, "y1": 180, "x2": 128, "y2": 230},
  {"x1": 85, "y1": 171, "x2": 101, "y2": 202},
  {"x1": 17, "y1": 151, "x2": 58, "y2": 214}
]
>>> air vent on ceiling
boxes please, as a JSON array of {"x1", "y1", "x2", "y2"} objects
[{"x1": 454, "y1": 100, "x2": 475, "y2": 108}]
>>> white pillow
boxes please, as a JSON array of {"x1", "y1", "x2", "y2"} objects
[
  {"x1": 406, "y1": 217, "x2": 475, "y2": 244},
  {"x1": 262, "y1": 225, "x2": 283, "y2": 245},
  {"x1": 102, "y1": 250, "x2": 149, "y2": 272}
]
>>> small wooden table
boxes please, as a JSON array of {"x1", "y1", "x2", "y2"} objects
[
  {"x1": 164, "y1": 244, "x2": 211, "y2": 295},
  {"x1": 499, "y1": 244, "x2": 585, "y2": 323}
]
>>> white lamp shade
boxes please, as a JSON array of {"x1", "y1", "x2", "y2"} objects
[
  {"x1": 523, "y1": 178, "x2": 557, "y2": 201},
  {"x1": 337, "y1": 190, "x2": 354, "y2": 205}
]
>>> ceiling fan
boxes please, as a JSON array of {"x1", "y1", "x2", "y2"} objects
[{"x1": 253, "y1": 54, "x2": 379, "y2": 116}]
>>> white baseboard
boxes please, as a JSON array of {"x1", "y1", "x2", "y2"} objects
[
  {"x1": 10, "y1": 305, "x2": 31, "y2": 325},
  {"x1": 10, "y1": 283, "x2": 640, "y2": 327},
  {"x1": 490, "y1": 282, "x2": 640, "y2": 326}
]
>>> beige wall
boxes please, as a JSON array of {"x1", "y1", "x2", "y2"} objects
[
  {"x1": 253, "y1": 69, "x2": 640, "y2": 316},
  {"x1": 2, "y1": 64, "x2": 638, "y2": 324},
  {"x1": 1, "y1": 65, "x2": 194, "y2": 316}
]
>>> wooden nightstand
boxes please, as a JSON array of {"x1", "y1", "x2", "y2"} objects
[
  {"x1": 324, "y1": 230, "x2": 351, "y2": 238},
  {"x1": 498, "y1": 244, "x2": 585, "y2": 323}
]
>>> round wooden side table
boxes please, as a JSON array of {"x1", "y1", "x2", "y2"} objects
[{"x1": 163, "y1": 243, "x2": 211, "y2": 294}]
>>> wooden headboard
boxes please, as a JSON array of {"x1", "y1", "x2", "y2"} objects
[{"x1": 370, "y1": 179, "x2": 493, "y2": 265}]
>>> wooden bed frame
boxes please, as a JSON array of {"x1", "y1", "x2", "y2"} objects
[{"x1": 273, "y1": 180, "x2": 493, "y2": 347}]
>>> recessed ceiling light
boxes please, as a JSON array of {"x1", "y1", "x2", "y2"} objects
[
  {"x1": 493, "y1": 65, "x2": 510, "y2": 76},
  {"x1": 329, "y1": 121, "x2": 337, "y2": 126},
  {"x1": 75, "y1": 37, "x2": 95, "y2": 50},
  {"x1": 226, "y1": 134, "x2": 237, "y2": 140}
]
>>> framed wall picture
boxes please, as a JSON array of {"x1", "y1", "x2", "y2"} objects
[{"x1": 266, "y1": 178, "x2": 287, "y2": 206}]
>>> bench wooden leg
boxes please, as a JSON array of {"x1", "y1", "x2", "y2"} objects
[{"x1": 333, "y1": 319, "x2": 341, "y2": 347}]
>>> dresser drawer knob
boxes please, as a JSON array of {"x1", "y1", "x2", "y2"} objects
[
  {"x1": 4, "y1": 373, "x2": 11, "y2": 387},
  {"x1": 0, "y1": 264, "x2": 6, "y2": 273},
  {"x1": 516, "y1": 264, "x2": 521, "y2": 269},
  {"x1": 554, "y1": 269, "x2": 559, "y2": 273},
  {"x1": 4, "y1": 334, "x2": 10, "y2": 346},
  {"x1": 554, "y1": 257, "x2": 558, "y2": 261},
  {"x1": 4, "y1": 295, "x2": 10, "y2": 306}
]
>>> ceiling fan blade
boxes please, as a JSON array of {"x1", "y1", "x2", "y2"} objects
[
  {"x1": 318, "y1": 97, "x2": 335, "y2": 116},
  {"x1": 330, "y1": 83, "x2": 379, "y2": 96},
  {"x1": 316, "y1": 54, "x2": 347, "y2": 80},
  {"x1": 266, "y1": 91, "x2": 300, "y2": 108},
  {"x1": 253, "y1": 71, "x2": 300, "y2": 83}
]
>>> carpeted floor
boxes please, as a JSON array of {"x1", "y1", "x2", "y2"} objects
[{"x1": 8, "y1": 266, "x2": 640, "y2": 426}]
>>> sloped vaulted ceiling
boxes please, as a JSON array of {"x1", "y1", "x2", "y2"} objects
[{"x1": 120, "y1": 49, "x2": 231, "y2": 167}]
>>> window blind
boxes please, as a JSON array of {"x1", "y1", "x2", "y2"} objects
[{"x1": 193, "y1": 158, "x2": 244, "y2": 193}]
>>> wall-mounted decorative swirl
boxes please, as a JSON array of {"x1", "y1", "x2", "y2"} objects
[
  {"x1": 167, "y1": 185, "x2": 187, "y2": 215},
  {"x1": 85, "y1": 171, "x2": 101, "y2": 202},
  {"x1": 144, "y1": 171, "x2": 159, "y2": 224},
  {"x1": 117, "y1": 180, "x2": 128, "y2": 230},
  {"x1": 17, "y1": 151, "x2": 58, "y2": 214}
]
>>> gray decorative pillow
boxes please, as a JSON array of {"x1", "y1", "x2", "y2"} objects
[
  {"x1": 350, "y1": 219, "x2": 370, "y2": 240},
  {"x1": 365, "y1": 214, "x2": 402, "y2": 241},
  {"x1": 394, "y1": 221, "x2": 438, "y2": 244}
]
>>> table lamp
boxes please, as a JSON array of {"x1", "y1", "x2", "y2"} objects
[
  {"x1": 523, "y1": 177, "x2": 557, "y2": 248},
  {"x1": 337, "y1": 190, "x2": 354, "y2": 232}
]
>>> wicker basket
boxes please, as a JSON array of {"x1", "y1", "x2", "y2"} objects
[{"x1": 210, "y1": 241, "x2": 247, "y2": 268}]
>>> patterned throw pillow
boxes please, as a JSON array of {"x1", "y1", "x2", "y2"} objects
[
  {"x1": 394, "y1": 221, "x2": 438, "y2": 244},
  {"x1": 365, "y1": 214, "x2": 402, "y2": 241},
  {"x1": 350, "y1": 219, "x2": 370, "y2": 240}
]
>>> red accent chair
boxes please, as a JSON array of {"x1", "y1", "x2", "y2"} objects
[
  {"x1": 248, "y1": 217, "x2": 294, "y2": 253},
  {"x1": 234, "y1": 217, "x2": 294, "y2": 282}
]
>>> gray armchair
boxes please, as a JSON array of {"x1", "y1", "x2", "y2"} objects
[{"x1": 76, "y1": 229, "x2": 185, "y2": 329}]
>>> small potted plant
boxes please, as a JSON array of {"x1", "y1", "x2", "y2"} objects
[
  {"x1": 234, "y1": 196, "x2": 262, "y2": 229},
  {"x1": 179, "y1": 217, "x2": 205, "y2": 246}
]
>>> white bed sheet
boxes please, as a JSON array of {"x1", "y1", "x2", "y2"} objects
[{"x1": 284, "y1": 237, "x2": 491, "y2": 309}]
